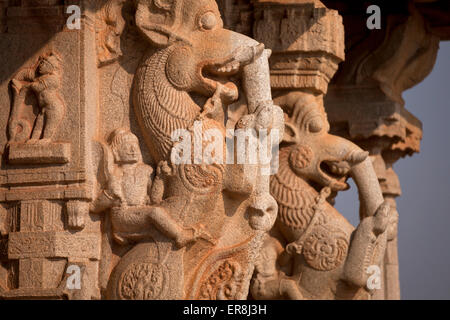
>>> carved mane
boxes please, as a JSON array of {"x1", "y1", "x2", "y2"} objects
[
  {"x1": 133, "y1": 46, "x2": 201, "y2": 163},
  {"x1": 270, "y1": 147, "x2": 318, "y2": 232}
]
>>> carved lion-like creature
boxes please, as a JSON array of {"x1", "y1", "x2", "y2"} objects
[
  {"x1": 102, "y1": 0, "x2": 284, "y2": 300},
  {"x1": 251, "y1": 92, "x2": 397, "y2": 300}
]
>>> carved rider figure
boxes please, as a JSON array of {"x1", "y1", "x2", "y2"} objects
[
  {"x1": 102, "y1": 0, "x2": 284, "y2": 300},
  {"x1": 91, "y1": 128, "x2": 211, "y2": 247}
]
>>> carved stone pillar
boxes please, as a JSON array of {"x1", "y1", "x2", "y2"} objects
[
  {"x1": 0, "y1": 0, "x2": 101, "y2": 299},
  {"x1": 217, "y1": 0, "x2": 252, "y2": 36},
  {"x1": 324, "y1": 1, "x2": 440, "y2": 300},
  {"x1": 252, "y1": 0, "x2": 345, "y2": 96},
  {"x1": 239, "y1": 0, "x2": 389, "y2": 301}
]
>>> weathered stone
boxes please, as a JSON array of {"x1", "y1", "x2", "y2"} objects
[
  {"x1": 8, "y1": 142, "x2": 71, "y2": 164},
  {"x1": 0, "y1": 0, "x2": 447, "y2": 300}
]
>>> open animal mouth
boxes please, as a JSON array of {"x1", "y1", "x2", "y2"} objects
[
  {"x1": 198, "y1": 59, "x2": 242, "y2": 100},
  {"x1": 319, "y1": 160, "x2": 350, "y2": 191},
  {"x1": 201, "y1": 58, "x2": 241, "y2": 86},
  {"x1": 201, "y1": 44, "x2": 264, "y2": 83}
]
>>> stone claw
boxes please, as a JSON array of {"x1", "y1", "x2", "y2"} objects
[
  {"x1": 156, "y1": 160, "x2": 172, "y2": 177},
  {"x1": 231, "y1": 44, "x2": 265, "y2": 66},
  {"x1": 372, "y1": 201, "x2": 391, "y2": 236},
  {"x1": 11, "y1": 79, "x2": 23, "y2": 91},
  {"x1": 175, "y1": 223, "x2": 216, "y2": 248},
  {"x1": 192, "y1": 223, "x2": 217, "y2": 245}
]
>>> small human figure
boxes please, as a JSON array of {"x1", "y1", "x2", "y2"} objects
[
  {"x1": 251, "y1": 236, "x2": 304, "y2": 300},
  {"x1": 11, "y1": 52, "x2": 65, "y2": 144},
  {"x1": 91, "y1": 128, "x2": 213, "y2": 247}
]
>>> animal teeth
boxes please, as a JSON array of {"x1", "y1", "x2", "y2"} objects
[{"x1": 330, "y1": 164, "x2": 348, "y2": 176}]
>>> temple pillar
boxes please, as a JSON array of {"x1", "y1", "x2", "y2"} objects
[
  {"x1": 0, "y1": 0, "x2": 101, "y2": 299},
  {"x1": 324, "y1": 1, "x2": 440, "y2": 300}
]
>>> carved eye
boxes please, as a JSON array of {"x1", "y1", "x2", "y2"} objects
[
  {"x1": 199, "y1": 11, "x2": 217, "y2": 30},
  {"x1": 308, "y1": 117, "x2": 323, "y2": 133}
]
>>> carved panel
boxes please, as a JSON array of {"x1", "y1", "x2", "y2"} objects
[{"x1": 8, "y1": 231, "x2": 101, "y2": 259}]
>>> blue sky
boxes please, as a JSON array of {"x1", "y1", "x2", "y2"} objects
[{"x1": 335, "y1": 41, "x2": 450, "y2": 300}]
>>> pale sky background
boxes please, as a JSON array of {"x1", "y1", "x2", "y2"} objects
[{"x1": 335, "y1": 41, "x2": 450, "y2": 300}]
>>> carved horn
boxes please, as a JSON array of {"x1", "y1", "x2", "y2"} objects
[{"x1": 135, "y1": 0, "x2": 189, "y2": 47}]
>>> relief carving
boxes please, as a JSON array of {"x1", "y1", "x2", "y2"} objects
[
  {"x1": 7, "y1": 52, "x2": 70, "y2": 165},
  {"x1": 0, "y1": 0, "x2": 444, "y2": 300},
  {"x1": 251, "y1": 91, "x2": 396, "y2": 300},
  {"x1": 9, "y1": 52, "x2": 65, "y2": 145},
  {"x1": 96, "y1": 0, "x2": 129, "y2": 66},
  {"x1": 93, "y1": 0, "x2": 284, "y2": 300},
  {"x1": 91, "y1": 128, "x2": 212, "y2": 248}
]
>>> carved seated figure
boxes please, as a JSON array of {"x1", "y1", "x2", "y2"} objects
[
  {"x1": 91, "y1": 128, "x2": 211, "y2": 247},
  {"x1": 102, "y1": 0, "x2": 283, "y2": 300}
]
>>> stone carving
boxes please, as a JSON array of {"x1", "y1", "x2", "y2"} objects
[
  {"x1": 119, "y1": 261, "x2": 168, "y2": 300},
  {"x1": 101, "y1": 0, "x2": 283, "y2": 300},
  {"x1": 251, "y1": 91, "x2": 395, "y2": 300},
  {"x1": 91, "y1": 128, "x2": 212, "y2": 247},
  {"x1": 7, "y1": 51, "x2": 70, "y2": 165},
  {"x1": 246, "y1": 0, "x2": 402, "y2": 300},
  {"x1": 9, "y1": 52, "x2": 65, "y2": 145},
  {"x1": 66, "y1": 200, "x2": 90, "y2": 231},
  {"x1": 324, "y1": 1, "x2": 441, "y2": 299},
  {"x1": 0, "y1": 0, "x2": 447, "y2": 300},
  {"x1": 198, "y1": 259, "x2": 245, "y2": 300},
  {"x1": 96, "y1": 0, "x2": 129, "y2": 66},
  {"x1": 252, "y1": 0, "x2": 345, "y2": 95}
]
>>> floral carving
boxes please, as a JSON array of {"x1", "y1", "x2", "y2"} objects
[
  {"x1": 119, "y1": 262, "x2": 168, "y2": 300},
  {"x1": 199, "y1": 260, "x2": 244, "y2": 300},
  {"x1": 302, "y1": 225, "x2": 348, "y2": 271}
]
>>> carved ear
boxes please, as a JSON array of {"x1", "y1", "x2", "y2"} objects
[
  {"x1": 135, "y1": 0, "x2": 186, "y2": 47},
  {"x1": 282, "y1": 120, "x2": 300, "y2": 144}
]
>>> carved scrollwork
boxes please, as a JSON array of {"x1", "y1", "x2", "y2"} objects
[
  {"x1": 179, "y1": 164, "x2": 223, "y2": 194},
  {"x1": 198, "y1": 260, "x2": 244, "y2": 300},
  {"x1": 119, "y1": 262, "x2": 169, "y2": 300},
  {"x1": 302, "y1": 224, "x2": 349, "y2": 271}
]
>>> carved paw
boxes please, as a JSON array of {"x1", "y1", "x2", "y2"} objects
[
  {"x1": 202, "y1": 83, "x2": 238, "y2": 121},
  {"x1": 175, "y1": 223, "x2": 216, "y2": 248},
  {"x1": 202, "y1": 85, "x2": 223, "y2": 119},
  {"x1": 236, "y1": 114, "x2": 256, "y2": 130},
  {"x1": 11, "y1": 79, "x2": 23, "y2": 91},
  {"x1": 156, "y1": 160, "x2": 172, "y2": 177},
  {"x1": 66, "y1": 201, "x2": 89, "y2": 231},
  {"x1": 254, "y1": 101, "x2": 274, "y2": 131},
  {"x1": 235, "y1": 101, "x2": 281, "y2": 132}
]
